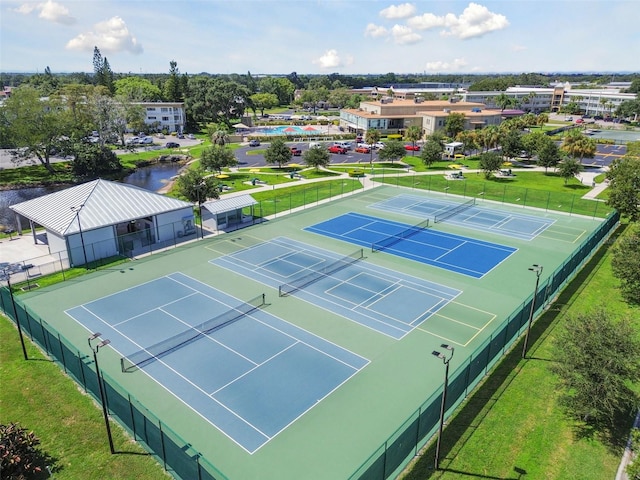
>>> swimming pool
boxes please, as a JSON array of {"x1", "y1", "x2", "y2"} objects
[{"x1": 252, "y1": 125, "x2": 322, "y2": 135}]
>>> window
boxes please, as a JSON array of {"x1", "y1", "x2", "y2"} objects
[
  {"x1": 148, "y1": 116, "x2": 156, "y2": 120},
  {"x1": 162, "y1": 116, "x2": 169, "y2": 121}
]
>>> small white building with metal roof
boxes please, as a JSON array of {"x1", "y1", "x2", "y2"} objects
[
  {"x1": 10, "y1": 179, "x2": 195, "y2": 266},
  {"x1": 201, "y1": 194, "x2": 258, "y2": 231}
]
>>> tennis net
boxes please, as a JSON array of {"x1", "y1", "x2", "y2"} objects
[
  {"x1": 434, "y1": 198, "x2": 476, "y2": 223},
  {"x1": 121, "y1": 293, "x2": 266, "y2": 372},
  {"x1": 278, "y1": 249, "x2": 364, "y2": 297},
  {"x1": 371, "y1": 218, "x2": 430, "y2": 253}
]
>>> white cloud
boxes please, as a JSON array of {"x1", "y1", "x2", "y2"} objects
[
  {"x1": 380, "y1": 3, "x2": 416, "y2": 20},
  {"x1": 425, "y1": 58, "x2": 468, "y2": 71},
  {"x1": 407, "y1": 2, "x2": 508, "y2": 39},
  {"x1": 66, "y1": 16, "x2": 143, "y2": 55},
  {"x1": 365, "y1": 23, "x2": 388, "y2": 38},
  {"x1": 511, "y1": 44, "x2": 527, "y2": 52},
  {"x1": 312, "y1": 49, "x2": 353, "y2": 69},
  {"x1": 12, "y1": 0, "x2": 76, "y2": 25},
  {"x1": 391, "y1": 25, "x2": 421, "y2": 45},
  {"x1": 406, "y1": 13, "x2": 446, "y2": 30}
]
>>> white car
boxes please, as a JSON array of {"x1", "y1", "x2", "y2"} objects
[
  {"x1": 187, "y1": 134, "x2": 196, "y2": 140},
  {"x1": 125, "y1": 137, "x2": 140, "y2": 145},
  {"x1": 373, "y1": 142, "x2": 385, "y2": 149},
  {"x1": 140, "y1": 136, "x2": 154, "y2": 144}
]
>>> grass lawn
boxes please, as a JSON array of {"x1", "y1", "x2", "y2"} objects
[
  {"x1": 375, "y1": 169, "x2": 613, "y2": 218},
  {"x1": 400, "y1": 222, "x2": 639, "y2": 480},
  {"x1": 250, "y1": 178, "x2": 364, "y2": 217},
  {"x1": 0, "y1": 316, "x2": 170, "y2": 479},
  {"x1": 0, "y1": 162, "x2": 76, "y2": 187}
]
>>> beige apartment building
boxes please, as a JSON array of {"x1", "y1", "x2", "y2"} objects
[{"x1": 339, "y1": 98, "x2": 503, "y2": 137}]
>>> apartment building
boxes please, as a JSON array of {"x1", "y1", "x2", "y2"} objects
[
  {"x1": 340, "y1": 98, "x2": 503, "y2": 137},
  {"x1": 135, "y1": 101, "x2": 185, "y2": 133}
]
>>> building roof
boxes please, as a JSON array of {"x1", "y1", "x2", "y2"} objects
[
  {"x1": 202, "y1": 195, "x2": 257, "y2": 215},
  {"x1": 10, "y1": 179, "x2": 193, "y2": 236}
]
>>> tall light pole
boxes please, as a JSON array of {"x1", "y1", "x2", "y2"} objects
[
  {"x1": 88, "y1": 333, "x2": 115, "y2": 454},
  {"x1": 1, "y1": 267, "x2": 28, "y2": 360},
  {"x1": 522, "y1": 264, "x2": 543, "y2": 359},
  {"x1": 432, "y1": 343, "x2": 454, "y2": 470},
  {"x1": 196, "y1": 180, "x2": 206, "y2": 240},
  {"x1": 70, "y1": 205, "x2": 88, "y2": 269}
]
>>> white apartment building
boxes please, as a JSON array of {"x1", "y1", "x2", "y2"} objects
[{"x1": 135, "y1": 102, "x2": 186, "y2": 133}]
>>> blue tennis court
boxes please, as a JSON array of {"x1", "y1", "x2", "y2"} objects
[
  {"x1": 212, "y1": 237, "x2": 461, "y2": 339},
  {"x1": 65, "y1": 272, "x2": 368, "y2": 453},
  {"x1": 369, "y1": 194, "x2": 554, "y2": 240},
  {"x1": 305, "y1": 213, "x2": 517, "y2": 278}
]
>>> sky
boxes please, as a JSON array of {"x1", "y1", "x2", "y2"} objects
[{"x1": 1, "y1": 0, "x2": 639, "y2": 76}]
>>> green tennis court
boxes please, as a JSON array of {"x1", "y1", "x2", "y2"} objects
[{"x1": 8, "y1": 185, "x2": 616, "y2": 480}]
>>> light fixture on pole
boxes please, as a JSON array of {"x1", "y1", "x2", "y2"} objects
[
  {"x1": 1, "y1": 267, "x2": 28, "y2": 360},
  {"x1": 88, "y1": 333, "x2": 115, "y2": 454},
  {"x1": 70, "y1": 205, "x2": 88, "y2": 269},
  {"x1": 522, "y1": 264, "x2": 543, "y2": 359},
  {"x1": 432, "y1": 343, "x2": 454, "y2": 470}
]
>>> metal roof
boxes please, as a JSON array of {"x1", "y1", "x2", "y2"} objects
[
  {"x1": 10, "y1": 179, "x2": 193, "y2": 236},
  {"x1": 202, "y1": 195, "x2": 257, "y2": 215}
]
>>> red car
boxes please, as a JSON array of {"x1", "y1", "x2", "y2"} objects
[
  {"x1": 290, "y1": 147, "x2": 302, "y2": 156},
  {"x1": 328, "y1": 145, "x2": 348, "y2": 154},
  {"x1": 404, "y1": 144, "x2": 420, "y2": 151},
  {"x1": 355, "y1": 146, "x2": 371, "y2": 154}
]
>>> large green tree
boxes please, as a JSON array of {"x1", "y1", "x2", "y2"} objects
[
  {"x1": 551, "y1": 309, "x2": 640, "y2": 425},
  {"x1": 163, "y1": 60, "x2": 183, "y2": 102},
  {"x1": 444, "y1": 112, "x2": 466, "y2": 138},
  {"x1": 606, "y1": 155, "x2": 640, "y2": 221},
  {"x1": 1, "y1": 86, "x2": 73, "y2": 172},
  {"x1": 420, "y1": 139, "x2": 443, "y2": 168},
  {"x1": 558, "y1": 157, "x2": 583, "y2": 184},
  {"x1": 114, "y1": 77, "x2": 162, "y2": 101},
  {"x1": 536, "y1": 137, "x2": 561, "y2": 172},
  {"x1": 250, "y1": 93, "x2": 279, "y2": 116},
  {"x1": 176, "y1": 168, "x2": 219, "y2": 204},
  {"x1": 478, "y1": 151, "x2": 503, "y2": 179},
  {"x1": 186, "y1": 77, "x2": 251, "y2": 127},
  {"x1": 377, "y1": 140, "x2": 405, "y2": 163},
  {"x1": 71, "y1": 143, "x2": 123, "y2": 178},
  {"x1": 199, "y1": 145, "x2": 237, "y2": 174},
  {"x1": 303, "y1": 145, "x2": 330, "y2": 171},
  {"x1": 611, "y1": 223, "x2": 640, "y2": 304},
  {"x1": 264, "y1": 138, "x2": 292, "y2": 168}
]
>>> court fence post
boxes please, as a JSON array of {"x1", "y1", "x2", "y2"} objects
[{"x1": 545, "y1": 191, "x2": 551, "y2": 211}]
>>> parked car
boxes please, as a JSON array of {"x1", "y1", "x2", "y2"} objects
[
  {"x1": 290, "y1": 147, "x2": 302, "y2": 156},
  {"x1": 177, "y1": 134, "x2": 185, "y2": 139},
  {"x1": 125, "y1": 137, "x2": 140, "y2": 145},
  {"x1": 404, "y1": 144, "x2": 420, "y2": 151},
  {"x1": 334, "y1": 141, "x2": 352, "y2": 150},
  {"x1": 575, "y1": 118, "x2": 584, "y2": 124},
  {"x1": 187, "y1": 134, "x2": 196, "y2": 140},
  {"x1": 593, "y1": 115, "x2": 603, "y2": 120},
  {"x1": 355, "y1": 146, "x2": 371, "y2": 154},
  {"x1": 328, "y1": 145, "x2": 348, "y2": 154},
  {"x1": 140, "y1": 136, "x2": 154, "y2": 144},
  {"x1": 165, "y1": 142, "x2": 180, "y2": 148},
  {"x1": 373, "y1": 142, "x2": 386, "y2": 150},
  {"x1": 249, "y1": 139, "x2": 260, "y2": 147}
]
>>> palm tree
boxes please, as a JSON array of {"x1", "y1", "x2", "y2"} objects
[
  {"x1": 211, "y1": 130, "x2": 230, "y2": 146},
  {"x1": 404, "y1": 125, "x2": 422, "y2": 156},
  {"x1": 364, "y1": 129, "x2": 381, "y2": 166},
  {"x1": 561, "y1": 129, "x2": 597, "y2": 164},
  {"x1": 495, "y1": 93, "x2": 515, "y2": 112}
]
